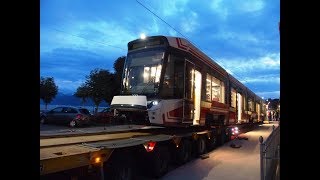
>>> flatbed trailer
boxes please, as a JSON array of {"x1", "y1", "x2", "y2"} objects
[
  {"x1": 40, "y1": 123, "x2": 261, "y2": 179},
  {"x1": 40, "y1": 124, "x2": 228, "y2": 179}
]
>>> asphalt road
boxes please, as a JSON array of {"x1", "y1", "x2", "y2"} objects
[
  {"x1": 40, "y1": 124, "x2": 71, "y2": 131},
  {"x1": 161, "y1": 122, "x2": 279, "y2": 180}
]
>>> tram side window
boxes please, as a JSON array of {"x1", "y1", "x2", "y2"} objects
[
  {"x1": 161, "y1": 54, "x2": 184, "y2": 98},
  {"x1": 206, "y1": 74, "x2": 225, "y2": 103},
  {"x1": 248, "y1": 99, "x2": 254, "y2": 111},
  {"x1": 243, "y1": 96, "x2": 247, "y2": 111},
  {"x1": 161, "y1": 55, "x2": 174, "y2": 98},
  {"x1": 256, "y1": 103, "x2": 260, "y2": 113},
  {"x1": 221, "y1": 81, "x2": 225, "y2": 103},
  {"x1": 174, "y1": 56, "x2": 184, "y2": 98},
  {"x1": 185, "y1": 61, "x2": 194, "y2": 100},
  {"x1": 231, "y1": 88, "x2": 236, "y2": 108},
  {"x1": 262, "y1": 103, "x2": 266, "y2": 112},
  {"x1": 206, "y1": 75, "x2": 212, "y2": 101}
]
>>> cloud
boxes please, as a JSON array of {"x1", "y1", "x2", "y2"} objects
[
  {"x1": 211, "y1": 31, "x2": 260, "y2": 44},
  {"x1": 218, "y1": 53, "x2": 279, "y2": 95},
  {"x1": 168, "y1": 29, "x2": 178, "y2": 36},
  {"x1": 40, "y1": 0, "x2": 278, "y2": 96},
  {"x1": 210, "y1": 0, "x2": 229, "y2": 19},
  {"x1": 238, "y1": 0, "x2": 265, "y2": 13},
  {"x1": 151, "y1": 17, "x2": 160, "y2": 33},
  {"x1": 219, "y1": 53, "x2": 280, "y2": 74},
  {"x1": 55, "y1": 78, "x2": 85, "y2": 94},
  {"x1": 180, "y1": 11, "x2": 199, "y2": 33},
  {"x1": 82, "y1": 21, "x2": 137, "y2": 47},
  {"x1": 41, "y1": 20, "x2": 136, "y2": 55},
  {"x1": 61, "y1": 80, "x2": 72, "y2": 83},
  {"x1": 256, "y1": 91, "x2": 280, "y2": 99},
  {"x1": 210, "y1": 0, "x2": 265, "y2": 19},
  {"x1": 137, "y1": 0, "x2": 199, "y2": 35},
  {"x1": 204, "y1": 29, "x2": 278, "y2": 59},
  {"x1": 155, "y1": 0, "x2": 190, "y2": 17},
  {"x1": 40, "y1": 48, "x2": 116, "y2": 89},
  {"x1": 239, "y1": 75, "x2": 280, "y2": 84}
]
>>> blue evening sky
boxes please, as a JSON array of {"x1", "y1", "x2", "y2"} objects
[{"x1": 40, "y1": 0, "x2": 280, "y2": 99}]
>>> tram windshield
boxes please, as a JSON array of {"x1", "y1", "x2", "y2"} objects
[{"x1": 122, "y1": 49, "x2": 164, "y2": 96}]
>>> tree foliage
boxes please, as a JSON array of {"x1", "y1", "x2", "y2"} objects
[
  {"x1": 74, "y1": 84, "x2": 90, "y2": 106},
  {"x1": 40, "y1": 76, "x2": 58, "y2": 109},
  {"x1": 85, "y1": 68, "x2": 114, "y2": 113},
  {"x1": 74, "y1": 56, "x2": 126, "y2": 113},
  {"x1": 113, "y1": 56, "x2": 126, "y2": 96}
]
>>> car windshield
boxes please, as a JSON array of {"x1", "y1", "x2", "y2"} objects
[{"x1": 79, "y1": 108, "x2": 91, "y2": 115}]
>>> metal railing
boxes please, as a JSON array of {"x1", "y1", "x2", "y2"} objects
[{"x1": 259, "y1": 125, "x2": 280, "y2": 180}]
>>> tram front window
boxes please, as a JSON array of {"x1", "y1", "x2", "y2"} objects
[{"x1": 123, "y1": 50, "x2": 164, "y2": 96}]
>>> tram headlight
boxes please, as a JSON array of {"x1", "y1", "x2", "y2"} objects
[{"x1": 147, "y1": 100, "x2": 161, "y2": 109}]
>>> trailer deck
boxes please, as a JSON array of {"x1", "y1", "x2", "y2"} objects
[{"x1": 40, "y1": 125, "x2": 170, "y2": 175}]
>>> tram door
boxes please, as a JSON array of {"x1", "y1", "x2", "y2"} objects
[
  {"x1": 237, "y1": 93, "x2": 242, "y2": 123},
  {"x1": 182, "y1": 60, "x2": 195, "y2": 123},
  {"x1": 193, "y1": 70, "x2": 201, "y2": 125},
  {"x1": 256, "y1": 103, "x2": 261, "y2": 121}
]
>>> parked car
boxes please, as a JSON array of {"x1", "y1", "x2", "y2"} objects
[
  {"x1": 40, "y1": 106, "x2": 92, "y2": 127},
  {"x1": 91, "y1": 107, "x2": 114, "y2": 124}
]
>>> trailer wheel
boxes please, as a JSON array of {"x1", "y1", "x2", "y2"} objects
[
  {"x1": 176, "y1": 139, "x2": 192, "y2": 164},
  {"x1": 220, "y1": 133, "x2": 226, "y2": 145},
  {"x1": 218, "y1": 128, "x2": 227, "y2": 145},
  {"x1": 225, "y1": 128, "x2": 231, "y2": 142},
  {"x1": 150, "y1": 146, "x2": 170, "y2": 178},
  {"x1": 196, "y1": 137, "x2": 207, "y2": 155},
  {"x1": 69, "y1": 120, "x2": 77, "y2": 128},
  {"x1": 111, "y1": 166, "x2": 132, "y2": 180},
  {"x1": 106, "y1": 154, "x2": 133, "y2": 180},
  {"x1": 206, "y1": 135, "x2": 217, "y2": 151}
]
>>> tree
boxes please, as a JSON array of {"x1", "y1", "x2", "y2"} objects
[
  {"x1": 74, "y1": 84, "x2": 90, "y2": 106},
  {"x1": 112, "y1": 56, "x2": 126, "y2": 96},
  {"x1": 40, "y1": 76, "x2": 58, "y2": 110},
  {"x1": 75, "y1": 56, "x2": 125, "y2": 113},
  {"x1": 85, "y1": 68, "x2": 114, "y2": 113}
]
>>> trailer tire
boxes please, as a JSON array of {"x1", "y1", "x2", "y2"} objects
[
  {"x1": 150, "y1": 146, "x2": 170, "y2": 178},
  {"x1": 206, "y1": 135, "x2": 217, "y2": 151},
  {"x1": 221, "y1": 132, "x2": 226, "y2": 145},
  {"x1": 226, "y1": 128, "x2": 231, "y2": 142},
  {"x1": 176, "y1": 139, "x2": 192, "y2": 164},
  {"x1": 106, "y1": 154, "x2": 133, "y2": 180},
  {"x1": 218, "y1": 128, "x2": 227, "y2": 145},
  {"x1": 196, "y1": 137, "x2": 207, "y2": 155},
  {"x1": 110, "y1": 165, "x2": 132, "y2": 180}
]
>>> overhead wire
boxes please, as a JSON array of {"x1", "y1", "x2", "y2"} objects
[
  {"x1": 134, "y1": 0, "x2": 279, "y2": 99},
  {"x1": 135, "y1": 0, "x2": 189, "y2": 40},
  {"x1": 135, "y1": 0, "x2": 250, "y2": 84}
]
